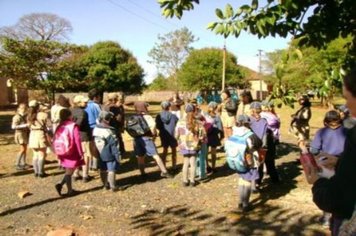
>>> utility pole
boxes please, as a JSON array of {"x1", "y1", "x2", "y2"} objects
[
  {"x1": 258, "y1": 49, "x2": 263, "y2": 100},
  {"x1": 222, "y1": 42, "x2": 226, "y2": 91}
]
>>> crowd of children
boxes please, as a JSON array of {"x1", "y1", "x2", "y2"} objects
[{"x1": 10, "y1": 87, "x2": 354, "y2": 229}]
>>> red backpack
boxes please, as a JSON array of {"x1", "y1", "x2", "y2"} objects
[{"x1": 52, "y1": 122, "x2": 76, "y2": 156}]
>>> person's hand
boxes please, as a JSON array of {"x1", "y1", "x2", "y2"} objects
[
  {"x1": 305, "y1": 164, "x2": 320, "y2": 184},
  {"x1": 316, "y1": 152, "x2": 338, "y2": 169}
]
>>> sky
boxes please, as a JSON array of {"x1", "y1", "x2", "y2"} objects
[{"x1": 0, "y1": 0, "x2": 291, "y2": 83}]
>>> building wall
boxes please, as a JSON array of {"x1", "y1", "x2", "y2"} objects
[{"x1": 249, "y1": 80, "x2": 268, "y2": 100}]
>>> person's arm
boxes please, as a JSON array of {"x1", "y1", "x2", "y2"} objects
[{"x1": 12, "y1": 115, "x2": 28, "y2": 130}]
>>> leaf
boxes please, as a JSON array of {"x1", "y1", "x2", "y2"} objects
[
  {"x1": 215, "y1": 8, "x2": 225, "y2": 20},
  {"x1": 207, "y1": 22, "x2": 217, "y2": 30},
  {"x1": 225, "y1": 4, "x2": 234, "y2": 18},
  {"x1": 251, "y1": 0, "x2": 258, "y2": 10}
]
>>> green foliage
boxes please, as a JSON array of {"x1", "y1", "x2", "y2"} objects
[
  {"x1": 177, "y1": 47, "x2": 244, "y2": 91},
  {"x1": 0, "y1": 37, "x2": 76, "y2": 96},
  {"x1": 158, "y1": 0, "x2": 356, "y2": 68},
  {"x1": 148, "y1": 27, "x2": 197, "y2": 79},
  {"x1": 81, "y1": 41, "x2": 145, "y2": 94},
  {"x1": 147, "y1": 74, "x2": 173, "y2": 91}
]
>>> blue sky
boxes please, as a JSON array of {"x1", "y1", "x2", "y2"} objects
[{"x1": 0, "y1": 0, "x2": 291, "y2": 83}]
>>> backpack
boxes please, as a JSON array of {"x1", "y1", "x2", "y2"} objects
[
  {"x1": 52, "y1": 122, "x2": 76, "y2": 156},
  {"x1": 95, "y1": 134, "x2": 120, "y2": 162},
  {"x1": 125, "y1": 115, "x2": 151, "y2": 138},
  {"x1": 225, "y1": 131, "x2": 253, "y2": 173}
]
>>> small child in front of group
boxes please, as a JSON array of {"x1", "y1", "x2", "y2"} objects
[
  {"x1": 93, "y1": 111, "x2": 121, "y2": 192},
  {"x1": 12, "y1": 103, "x2": 30, "y2": 170},
  {"x1": 310, "y1": 110, "x2": 347, "y2": 228}
]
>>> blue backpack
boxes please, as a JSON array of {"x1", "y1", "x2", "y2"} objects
[{"x1": 225, "y1": 131, "x2": 253, "y2": 173}]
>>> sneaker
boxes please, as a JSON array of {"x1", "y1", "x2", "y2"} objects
[
  {"x1": 38, "y1": 173, "x2": 48, "y2": 178},
  {"x1": 103, "y1": 183, "x2": 110, "y2": 190},
  {"x1": 183, "y1": 182, "x2": 189, "y2": 187},
  {"x1": 73, "y1": 176, "x2": 81, "y2": 181},
  {"x1": 55, "y1": 183, "x2": 62, "y2": 196},
  {"x1": 161, "y1": 172, "x2": 173, "y2": 178},
  {"x1": 16, "y1": 165, "x2": 25, "y2": 171},
  {"x1": 22, "y1": 164, "x2": 32, "y2": 169},
  {"x1": 66, "y1": 189, "x2": 80, "y2": 197},
  {"x1": 82, "y1": 176, "x2": 92, "y2": 183},
  {"x1": 190, "y1": 181, "x2": 196, "y2": 187}
]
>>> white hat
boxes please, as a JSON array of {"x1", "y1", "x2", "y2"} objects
[
  {"x1": 73, "y1": 95, "x2": 89, "y2": 104},
  {"x1": 28, "y1": 100, "x2": 39, "y2": 108}
]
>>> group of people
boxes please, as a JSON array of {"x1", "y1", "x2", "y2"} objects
[{"x1": 10, "y1": 68, "x2": 356, "y2": 235}]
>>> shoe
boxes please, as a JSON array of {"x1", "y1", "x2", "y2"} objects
[
  {"x1": 34, "y1": 173, "x2": 39, "y2": 178},
  {"x1": 103, "y1": 183, "x2": 110, "y2": 190},
  {"x1": 38, "y1": 173, "x2": 48, "y2": 178},
  {"x1": 22, "y1": 164, "x2": 32, "y2": 169},
  {"x1": 73, "y1": 176, "x2": 81, "y2": 181},
  {"x1": 66, "y1": 189, "x2": 80, "y2": 197},
  {"x1": 183, "y1": 182, "x2": 189, "y2": 187},
  {"x1": 161, "y1": 172, "x2": 173, "y2": 178},
  {"x1": 82, "y1": 176, "x2": 92, "y2": 183},
  {"x1": 242, "y1": 205, "x2": 252, "y2": 212},
  {"x1": 190, "y1": 181, "x2": 196, "y2": 187},
  {"x1": 16, "y1": 165, "x2": 25, "y2": 171},
  {"x1": 55, "y1": 183, "x2": 62, "y2": 196}
]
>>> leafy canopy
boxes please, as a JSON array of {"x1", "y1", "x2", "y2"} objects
[
  {"x1": 158, "y1": 0, "x2": 356, "y2": 67},
  {"x1": 177, "y1": 47, "x2": 244, "y2": 91}
]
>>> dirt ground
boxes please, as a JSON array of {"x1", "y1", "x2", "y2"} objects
[{"x1": 0, "y1": 105, "x2": 331, "y2": 236}]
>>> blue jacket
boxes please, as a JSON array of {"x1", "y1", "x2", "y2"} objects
[{"x1": 85, "y1": 100, "x2": 101, "y2": 128}]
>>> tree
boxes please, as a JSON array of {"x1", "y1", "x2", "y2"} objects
[
  {"x1": 148, "y1": 27, "x2": 197, "y2": 88},
  {"x1": 177, "y1": 47, "x2": 244, "y2": 91},
  {"x1": 148, "y1": 74, "x2": 170, "y2": 91},
  {"x1": 0, "y1": 13, "x2": 73, "y2": 41},
  {"x1": 0, "y1": 37, "x2": 77, "y2": 100},
  {"x1": 81, "y1": 41, "x2": 145, "y2": 94},
  {"x1": 158, "y1": 0, "x2": 356, "y2": 68}
]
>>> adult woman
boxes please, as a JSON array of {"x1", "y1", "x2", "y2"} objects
[
  {"x1": 28, "y1": 100, "x2": 51, "y2": 178},
  {"x1": 219, "y1": 89, "x2": 237, "y2": 139},
  {"x1": 306, "y1": 68, "x2": 356, "y2": 235},
  {"x1": 290, "y1": 95, "x2": 312, "y2": 153}
]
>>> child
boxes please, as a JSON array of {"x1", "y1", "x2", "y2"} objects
[
  {"x1": 93, "y1": 111, "x2": 121, "y2": 191},
  {"x1": 230, "y1": 114, "x2": 262, "y2": 211},
  {"x1": 28, "y1": 100, "x2": 51, "y2": 178},
  {"x1": 310, "y1": 110, "x2": 347, "y2": 228},
  {"x1": 11, "y1": 103, "x2": 30, "y2": 170},
  {"x1": 131, "y1": 101, "x2": 172, "y2": 178},
  {"x1": 249, "y1": 102, "x2": 277, "y2": 189},
  {"x1": 260, "y1": 101, "x2": 280, "y2": 184},
  {"x1": 203, "y1": 101, "x2": 223, "y2": 172},
  {"x1": 155, "y1": 101, "x2": 179, "y2": 170},
  {"x1": 176, "y1": 104, "x2": 206, "y2": 186},
  {"x1": 53, "y1": 109, "x2": 84, "y2": 197}
]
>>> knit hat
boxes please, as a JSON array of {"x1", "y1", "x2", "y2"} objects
[
  {"x1": 185, "y1": 104, "x2": 195, "y2": 113},
  {"x1": 250, "y1": 101, "x2": 262, "y2": 110},
  {"x1": 73, "y1": 95, "x2": 89, "y2": 104},
  {"x1": 161, "y1": 101, "x2": 171, "y2": 110},
  {"x1": 208, "y1": 101, "x2": 218, "y2": 110},
  {"x1": 236, "y1": 114, "x2": 250, "y2": 124},
  {"x1": 99, "y1": 111, "x2": 114, "y2": 122},
  {"x1": 107, "y1": 93, "x2": 118, "y2": 100},
  {"x1": 28, "y1": 100, "x2": 39, "y2": 108}
]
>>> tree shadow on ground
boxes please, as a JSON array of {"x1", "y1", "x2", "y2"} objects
[
  {"x1": 276, "y1": 142, "x2": 300, "y2": 158},
  {"x1": 129, "y1": 203, "x2": 326, "y2": 235},
  {"x1": 0, "y1": 186, "x2": 103, "y2": 217}
]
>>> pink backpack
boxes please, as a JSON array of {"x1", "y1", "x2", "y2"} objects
[{"x1": 52, "y1": 122, "x2": 76, "y2": 156}]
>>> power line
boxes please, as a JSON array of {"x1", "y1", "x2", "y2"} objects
[
  {"x1": 125, "y1": 0, "x2": 179, "y2": 28},
  {"x1": 104, "y1": 0, "x2": 170, "y2": 31}
]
